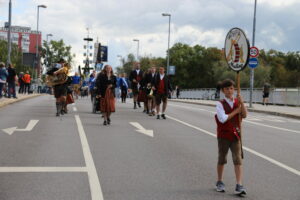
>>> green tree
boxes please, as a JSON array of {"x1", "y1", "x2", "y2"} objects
[{"x1": 41, "y1": 39, "x2": 73, "y2": 69}]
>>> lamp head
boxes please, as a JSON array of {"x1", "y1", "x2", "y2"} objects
[
  {"x1": 38, "y1": 5, "x2": 47, "y2": 8},
  {"x1": 162, "y1": 13, "x2": 171, "y2": 17},
  {"x1": 133, "y1": 39, "x2": 139, "y2": 42}
]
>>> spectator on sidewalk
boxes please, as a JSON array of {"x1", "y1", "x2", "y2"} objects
[
  {"x1": 215, "y1": 81, "x2": 222, "y2": 100},
  {"x1": 37, "y1": 77, "x2": 43, "y2": 93},
  {"x1": 175, "y1": 85, "x2": 180, "y2": 99},
  {"x1": 0, "y1": 62, "x2": 8, "y2": 98},
  {"x1": 22, "y1": 71, "x2": 31, "y2": 94},
  {"x1": 262, "y1": 82, "x2": 270, "y2": 106},
  {"x1": 7, "y1": 64, "x2": 18, "y2": 99},
  {"x1": 18, "y1": 72, "x2": 25, "y2": 94}
]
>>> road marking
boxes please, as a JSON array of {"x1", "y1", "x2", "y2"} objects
[
  {"x1": 244, "y1": 120, "x2": 300, "y2": 134},
  {"x1": 2, "y1": 120, "x2": 39, "y2": 135},
  {"x1": 167, "y1": 115, "x2": 300, "y2": 176},
  {"x1": 73, "y1": 107, "x2": 78, "y2": 112},
  {"x1": 169, "y1": 103, "x2": 300, "y2": 134},
  {"x1": 0, "y1": 167, "x2": 87, "y2": 173},
  {"x1": 130, "y1": 122, "x2": 154, "y2": 137},
  {"x1": 75, "y1": 115, "x2": 104, "y2": 200}
]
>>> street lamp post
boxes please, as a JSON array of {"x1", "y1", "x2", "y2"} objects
[
  {"x1": 46, "y1": 33, "x2": 53, "y2": 69},
  {"x1": 7, "y1": 0, "x2": 12, "y2": 66},
  {"x1": 162, "y1": 13, "x2": 171, "y2": 75},
  {"x1": 249, "y1": 0, "x2": 257, "y2": 108},
  {"x1": 133, "y1": 39, "x2": 139, "y2": 61},
  {"x1": 117, "y1": 55, "x2": 123, "y2": 68},
  {"x1": 36, "y1": 4, "x2": 47, "y2": 83}
]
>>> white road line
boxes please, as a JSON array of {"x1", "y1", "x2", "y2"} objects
[
  {"x1": 167, "y1": 115, "x2": 300, "y2": 176},
  {"x1": 0, "y1": 167, "x2": 87, "y2": 173},
  {"x1": 169, "y1": 103, "x2": 300, "y2": 134},
  {"x1": 73, "y1": 107, "x2": 78, "y2": 112},
  {"x1": 75, "y1": 115, "x2": 104, "y2": 200},
  {"x1": 244, "y1": 120, "x2": 300, "y2": 134}
]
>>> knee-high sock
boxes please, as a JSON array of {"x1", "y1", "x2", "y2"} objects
[{"x1": 56, "y1": 102, "x2": 61, "y2": 114}]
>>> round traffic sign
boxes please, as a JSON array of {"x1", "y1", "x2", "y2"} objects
[
  {"x1": 224, "y1": 28, "x2": 250, "y2": 72},
  {"x1": 250, "y1": 46, "x2": 259, "y2": 57},
  {"x1": 248, "y1": 57, "x2": 259, "y2": 68}
]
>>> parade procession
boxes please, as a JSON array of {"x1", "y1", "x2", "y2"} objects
[{"x1": 0, "y1": 0, "x2": 299, "y2": 200}]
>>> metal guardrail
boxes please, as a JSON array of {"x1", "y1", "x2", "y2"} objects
[{"x1": 173, "y1": 88, "x2": 300, "y2": 106}]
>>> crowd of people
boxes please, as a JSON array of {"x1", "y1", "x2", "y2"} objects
[
  {"x1": 49, "y1": 60, "x2": 174, "y2": 125},
  {"x1": 0, "y1": 62, "x2": 35, "y2": 99}
]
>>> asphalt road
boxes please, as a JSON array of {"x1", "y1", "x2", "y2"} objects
[{"x1": 0, "y1": 95, "x2": 299, "y2": 200}]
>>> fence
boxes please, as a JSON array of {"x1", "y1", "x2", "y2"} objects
[{"x1": 174, "y1": 88, "x2": 300, "y2": 106}]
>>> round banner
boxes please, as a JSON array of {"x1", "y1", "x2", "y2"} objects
[{"x1": 224, "y1": 28, "x2": 250, "y2": 72}]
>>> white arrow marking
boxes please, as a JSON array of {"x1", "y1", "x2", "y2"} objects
[
  {"x1": 130, "y1": 122, "x2": 154, "y2": 137},
  {"x1": 2, "y1": 120, "x2": 39, "y2": 135}
]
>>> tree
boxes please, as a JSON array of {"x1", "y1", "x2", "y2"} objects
[{"x1": 40, "y1": 39, "x2": 73, "y2": 69}]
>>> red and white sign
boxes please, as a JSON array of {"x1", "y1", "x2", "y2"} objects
[{"x1": 250, "y1": 46, "x2": 259, "y2": 58}]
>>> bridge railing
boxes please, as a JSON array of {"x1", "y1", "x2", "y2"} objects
[{"x1": 172, "y1": 88, "x2": 300, "y2": 106}]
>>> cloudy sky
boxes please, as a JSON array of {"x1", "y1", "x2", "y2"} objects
[{"x1": 0, "y1": 0, "x2": 299, "y2": 70}]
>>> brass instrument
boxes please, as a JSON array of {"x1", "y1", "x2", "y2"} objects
[{"x1": 46, "y1": 63, "x2": 71, "y2": 87}]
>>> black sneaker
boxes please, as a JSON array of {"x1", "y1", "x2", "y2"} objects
[
  {"x1": 107, "y1": 118, "x2": 111, "y2": 125},
  {"x1": 215, "y1": 181, "x2": 225, "y2": 192},
  {"x1": 103, "y1": 121, "x2": 107, "y2": 126},
  {"x1": 137, "y1": 102, "x2": 141, "y2": 107},
  {"x1": 234, "y1": 184, "x2": 246, "y2": 196},
  {"x1": 157, "y1": 115, "x2": 160, "y2": 119},
  {"x1": 56, "y1": 113, "x2": 60, "y2": 117},
  {"x1": 161, "y1": 114, "x2": 166, "y2": 119}
]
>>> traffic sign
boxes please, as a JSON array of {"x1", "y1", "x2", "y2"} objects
[
  {"x1": 248, "y1": 57, "x2": 259, "y2": 68},
  {"x1": 250, "y1": 46, "x2": 259, "y2": 58}
]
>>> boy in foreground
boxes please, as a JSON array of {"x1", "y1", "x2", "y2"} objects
[{"x1": 215, "y1": 79, "x2": 247, "y2": 196}]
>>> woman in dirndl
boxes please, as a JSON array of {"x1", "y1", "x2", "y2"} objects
[{"x1": 95, "y1": 65, "x2": 117, "y2": 125}]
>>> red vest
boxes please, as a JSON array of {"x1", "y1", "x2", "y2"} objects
[
  {"x1": 157, "y1": 79, "x2": 165, "y2": 94},
  {"x1": 215, "y1": 99, "x2": 241, "y2": 141}
]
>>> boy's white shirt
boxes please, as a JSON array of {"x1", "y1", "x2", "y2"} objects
[{"x1": 216, "y1": 96, "x2": 235, "y2": 124}]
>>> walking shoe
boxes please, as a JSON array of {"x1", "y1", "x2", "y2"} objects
[
  {"x1": 161, "y1": 114, "x2": 166, "y2": 119},
  {"x1": 137, "y1": 102, "x2": 141, "y2": 107},
  {"x1": 234, "y1": 184, "x2": 246, "y2": 196},
  {"x1": 215, "y1": 181, "x2": 225, "y2": 192},
  {"x1": 107, "y1": 118, "x2": 111, "y2": 125},
  {"x1": 103, "y1": 121, "x2": 107, "y2": 126},
  {"x1": 157, "y1": 115, "x2": 160, "y2": 119}
]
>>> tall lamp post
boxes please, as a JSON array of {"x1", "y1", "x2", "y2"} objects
[
  {"x1": 117, "y1": 55, "x2": 123, "y2": 69},
  {"x1": 7, "y1": 0, "x2": 12, "y2": 66},
  {"x1": 133, "y1": 39, "x2": 139, "y2": 61},
  {"x1": 36, "y1": 4, "x2": 47, "y2": 83},
  {"x1": 162, "y1": 13, "x2": 171, "y2": 75},
  {"x1": 46, "y1": 33, "x2": 53, "y2": 69}
]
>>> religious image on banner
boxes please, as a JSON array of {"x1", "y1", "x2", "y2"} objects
[{"x1": 224, "y1": 28, "x2": 250, "y2": 72}]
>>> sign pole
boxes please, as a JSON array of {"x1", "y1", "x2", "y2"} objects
[{"x1": 249, "y1": 0, "x2": 257, "y2": 108}]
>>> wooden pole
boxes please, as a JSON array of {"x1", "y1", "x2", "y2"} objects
[{"x1": 236, "y1": 71, "x2": 244, "y2": 158}]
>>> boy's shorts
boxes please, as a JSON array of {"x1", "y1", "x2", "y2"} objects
[{"x1": 218, "y1": 138, "x2": 242, "y2": 165}]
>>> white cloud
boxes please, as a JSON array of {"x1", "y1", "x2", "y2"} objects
[{"x1": 0, "y1": 0, "x2": 299, "y2": 70}]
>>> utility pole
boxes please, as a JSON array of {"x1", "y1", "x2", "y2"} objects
[{"x1": 7, "y1": 0, "x2": 12, "y2": 66}]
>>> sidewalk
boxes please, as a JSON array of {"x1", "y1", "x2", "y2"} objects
[
  {"x1": 169, "y1": 99, "x2": 300, "y2": 120},
  {"x1": 0, "y1": 93, "x2": 43, "y2": 108}
]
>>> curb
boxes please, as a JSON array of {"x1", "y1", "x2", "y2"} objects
[
  {"x1": 0, "y1": 94, "x2": 43, "y2": 109},
  {"x1": 169, "y1": 99, "x2": 300, "y2": 120}
]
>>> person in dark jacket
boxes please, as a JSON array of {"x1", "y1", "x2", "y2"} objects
[
  {"x1": 95, "y1": 65, "x2": 117, "y2": 126},
  {"x1": 144, "y1": 66, "x2": 157, "y2": 116},
  {"x1": 129, "y1": 62, "x2": 143, "y2": 109},
  {"x1": 154, "y1": 67, "x2": 172, "y2": 119},
  {"x1": 7, "y1": 63, "x2": 17, "y2": 99}
]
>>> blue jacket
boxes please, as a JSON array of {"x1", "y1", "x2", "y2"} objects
[
  {"x1": 0, "y1": 68, "x2": 8, "y2": 82},
  {"x1": 118, "y1": 77, "x2": 129, "y2": 89}
]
